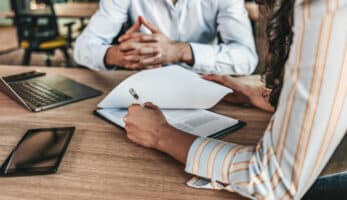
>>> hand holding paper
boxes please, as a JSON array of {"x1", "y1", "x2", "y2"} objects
[
  {"x1": 98, "y1": 65, "x2": 233, "y2": 109},
  {"x1": 96, "y1": 65, "x2": 243, "y2": 138}
]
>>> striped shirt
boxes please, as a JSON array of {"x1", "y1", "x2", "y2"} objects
[{"x1": 185, "y1": 0, "x2": 347, "y2": 199}]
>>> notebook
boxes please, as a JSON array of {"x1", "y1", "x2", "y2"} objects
[{"x1": 95, "y1": 65, "x2": 245, "y2": 138}]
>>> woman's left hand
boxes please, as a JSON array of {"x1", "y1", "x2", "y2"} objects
[{"x1": 124, "y1": 102, "x2": 172, "y2": 148}]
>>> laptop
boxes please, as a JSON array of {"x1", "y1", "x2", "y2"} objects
[{"x1": 0, "y1": 71, "x2": 102, "y2": 112}]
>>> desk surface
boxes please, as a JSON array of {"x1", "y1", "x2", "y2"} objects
[
  {"x1": 0, "y1": 2, "x2": 259, "y2": 21},
  {"x1": 0, "y1": 65, "x2": 271, "y2": 200},
  {"x1": 0, "y1": 3, "x2": 98, "y2": 19},
  {"x1": 54, "y1": 2, "x2": 98, "y2": 18}
]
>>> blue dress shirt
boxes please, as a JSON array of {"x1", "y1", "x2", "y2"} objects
[{"x1": 74, "y1": 0, "x2": 258, "y2": 75}]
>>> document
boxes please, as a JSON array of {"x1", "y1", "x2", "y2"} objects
[
  {"x1": 98, "y1": 65, "x2": 232, "y2": 109},
  {"x1": 96, "y1": 65, "x2": 243, "y2": 138},
  {"x1": 96, "y1": 108, "x2": 240, "y2": 137}
]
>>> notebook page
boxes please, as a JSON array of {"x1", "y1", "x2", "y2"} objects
[{"x1": 96, "y1": 108, "x2": 239, "y2": 137}]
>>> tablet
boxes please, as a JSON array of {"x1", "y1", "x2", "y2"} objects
[{"x1": 0, "y1": 127, "x2": 74, "y2": 177}]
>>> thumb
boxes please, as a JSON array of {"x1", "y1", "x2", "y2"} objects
[
  {"x1": 202, "y1": 74, "x2": 226, "y2": 84},
  {"x1": 140, "y1": 17, "x2": 160, "y2": 33},
  {"x1": 203, "y1": 74, "x2": 238, "y2": 89}
]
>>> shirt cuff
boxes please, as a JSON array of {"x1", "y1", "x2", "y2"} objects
[
  {"x1": 185, "y1": 137, "x2": 238, "y2": 184},
  {"x1": 189, "y1": 43, "x2": 217, "y2": 72},
  {"x1": 93, "y1": 45, "x2": 112, "y2": 70}
]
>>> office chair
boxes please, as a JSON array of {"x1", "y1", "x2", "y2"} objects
[{"x1": 11, "y1": 0, "x2": 75, "y2": 66}]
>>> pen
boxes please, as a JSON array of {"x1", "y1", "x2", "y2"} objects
[{"x1": 129, "y1": 88, "x2": 143, "y2": 105}]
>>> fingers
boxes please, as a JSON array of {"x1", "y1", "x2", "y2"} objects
[
  {"x1": 119, "y1": 32, "x2": 144, "y2": 43},
  {"x1": 124, "y1": 46, "x2": 160, "y2": 57},
  {"x1": 144, "y1": 102, "x2": 159, "y2": 110},
  {"x1": 122, "y1": 53, "x2": 162, "y2": 70},
  {"x1": 125, "y1": 16, "x2": 142, "y2": 35},
  {"x1": 119, "y1": 42, "x2": 142, "y2": 52},
  {"x1": 202, "y1": 74, "x2": 225, "y2": 83},
  {"x1": 125, "y1": 103, "x2": 159, "y2": 125},
  {"x1": 138, "y1": 34, "x2": 160, "y2": 43},
  {"x1": 128, "y1": 104, "x2": 142, "y2": 113},
  {"x1": 202, "y1": 74, "x2": 237, "y2": 88},
  {"x1": 120, "y1": 43, "x2": 162, "y2": 69},
  {"x1": 138, "y1": 53, "x2": 162, "y2": 66},
  {"x1": 119, "y1": 16, "x2": 161, "y2": 42},
  {"x1": 127, "y1": 103, "x2": 159, "y2": 114},
  {"x1": 120, "y1": 32, "x2": 160, "y2": 43},
  {"x1": 141, "y1": 17, "x2": 160, "y2": 33},
  {"x1": 119, "y1": 40, "x2": 160, "y2": 53},
  {"x1": 124, "y1": 62, "x2": 161, "y2": 70},
  {"x1": 145, "y1": 64, "x2": 162, "y2": 69}
]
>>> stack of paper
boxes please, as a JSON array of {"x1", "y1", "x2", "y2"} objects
[{"x1": 96, "y1": 65, "x2": 243, "y2": 138}]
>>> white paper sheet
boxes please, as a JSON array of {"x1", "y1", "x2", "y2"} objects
[
  {"x1": 96, "y1": 108, "x2": 239, "y2": 137},
  {"x1": 98, "y1": 65, "x2": 232, "y2": 109}
]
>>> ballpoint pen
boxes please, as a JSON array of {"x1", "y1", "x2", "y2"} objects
[{"x1": 129, "y1": 88, "x2": 144, "y2": 105}]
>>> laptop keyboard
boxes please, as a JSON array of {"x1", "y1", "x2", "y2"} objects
[{"x1": 10, "y1": 80, "x2": 72, "y2": 109}]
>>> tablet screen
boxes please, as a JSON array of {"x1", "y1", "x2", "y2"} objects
[{"x1": 0, "y1": 127, "x2": 74, "y2": 177}]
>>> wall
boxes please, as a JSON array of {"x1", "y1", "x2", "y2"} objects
[{"x1": 0, "y1": 0, "x2": 12, "y2": 26}]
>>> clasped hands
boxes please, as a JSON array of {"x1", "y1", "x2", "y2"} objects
[{"x1": 105, "y1": 16, "x2": 193, "y2": 70}]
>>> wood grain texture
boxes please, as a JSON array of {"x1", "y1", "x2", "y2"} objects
[
  {"x1": 0, "y1": 65, "x2": 272, "y2": 200},
  {"x1": 53, "y1": 3, "x2": 98, "y2": 18}
]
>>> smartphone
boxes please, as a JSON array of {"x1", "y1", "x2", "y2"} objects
[{"x1": 0, "y1": 127, "x2": 75, "y2": 177}]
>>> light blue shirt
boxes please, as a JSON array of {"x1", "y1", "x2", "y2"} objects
[{"x1": 74, "y1": 0, "x2": 258, "y2": 75}]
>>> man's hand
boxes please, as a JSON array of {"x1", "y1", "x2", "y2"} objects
[
  {"x1": 118, "y1": 16, "x2": 194, "y2": 67},
  {"x1": 105, "y1": 18, "x2": 160, "y2": 70},
  {"x1": 104, "y1": 45, "x2": 133, "y2": 69}
]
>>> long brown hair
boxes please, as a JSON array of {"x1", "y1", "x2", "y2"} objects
[{"x1": 256, "y1": 0, "x2": 295, "y2": 108}]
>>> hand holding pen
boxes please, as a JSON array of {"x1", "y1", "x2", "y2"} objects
[{"x1": 129, "y1": 88, "x2": 144, "y2": 105}]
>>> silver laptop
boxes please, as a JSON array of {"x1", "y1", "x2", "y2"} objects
[{"x1": 0, "y1": 71, "x2": 102, "y2": 112}]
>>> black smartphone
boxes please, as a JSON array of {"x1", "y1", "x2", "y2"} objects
[{"x1": 0, "y1": 127, "x2": 75, "y2": 177}]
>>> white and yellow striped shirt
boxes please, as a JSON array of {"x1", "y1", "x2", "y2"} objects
[{"x1": 185, "y1": 0, "x2": 347, "y2": 199}]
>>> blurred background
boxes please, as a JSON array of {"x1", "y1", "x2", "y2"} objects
[{"x1": 0, "y1": 0, "x2": 266, "y2": 72}]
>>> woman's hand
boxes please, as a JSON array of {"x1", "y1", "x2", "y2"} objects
[
  {"x1": 203, "y1": 75, "x2": 275, "y2": 112},
  {"x1": 124, "y1": 102, "x2": 197, "y2": 164},
  {"x1": 124, "y1": 102, "x2": 171, "y2": 148}
]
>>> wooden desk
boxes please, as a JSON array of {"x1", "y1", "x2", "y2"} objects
[
  {"x1": 0, "y1": 2, "x2": 259, "y2": 21},
  {"x1": 54, "y1": 2, "x2": 98, "y2": 18},
  {"x1": 0, "y1": 3, "x2": 98, "y2": 19},
  {"x1": 0, "y1": 65, "x2": 272, "y2": 200}
]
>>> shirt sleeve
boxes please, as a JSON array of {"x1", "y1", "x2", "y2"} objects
[
  {"x1": 185, "y1": 4, "x2": 347, "y2": 199},
  {"x1": 73, "y1": 0, "x2": 130, "y2": 70},
  {"x1": 190, "y1": 0, "x2": 258, "y2": 75}
]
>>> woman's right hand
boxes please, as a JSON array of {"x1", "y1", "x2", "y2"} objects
[{"x1": 203, "y1": 75, "x2": 275, "y2": 113}]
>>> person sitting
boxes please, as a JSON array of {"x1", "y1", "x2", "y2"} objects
[
  {"x1": 123, "y1": 0, "x2": 347, "y2": 198},
  {"x1": 73, "y1": 0, "x2": 258, "y2": 75}
]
